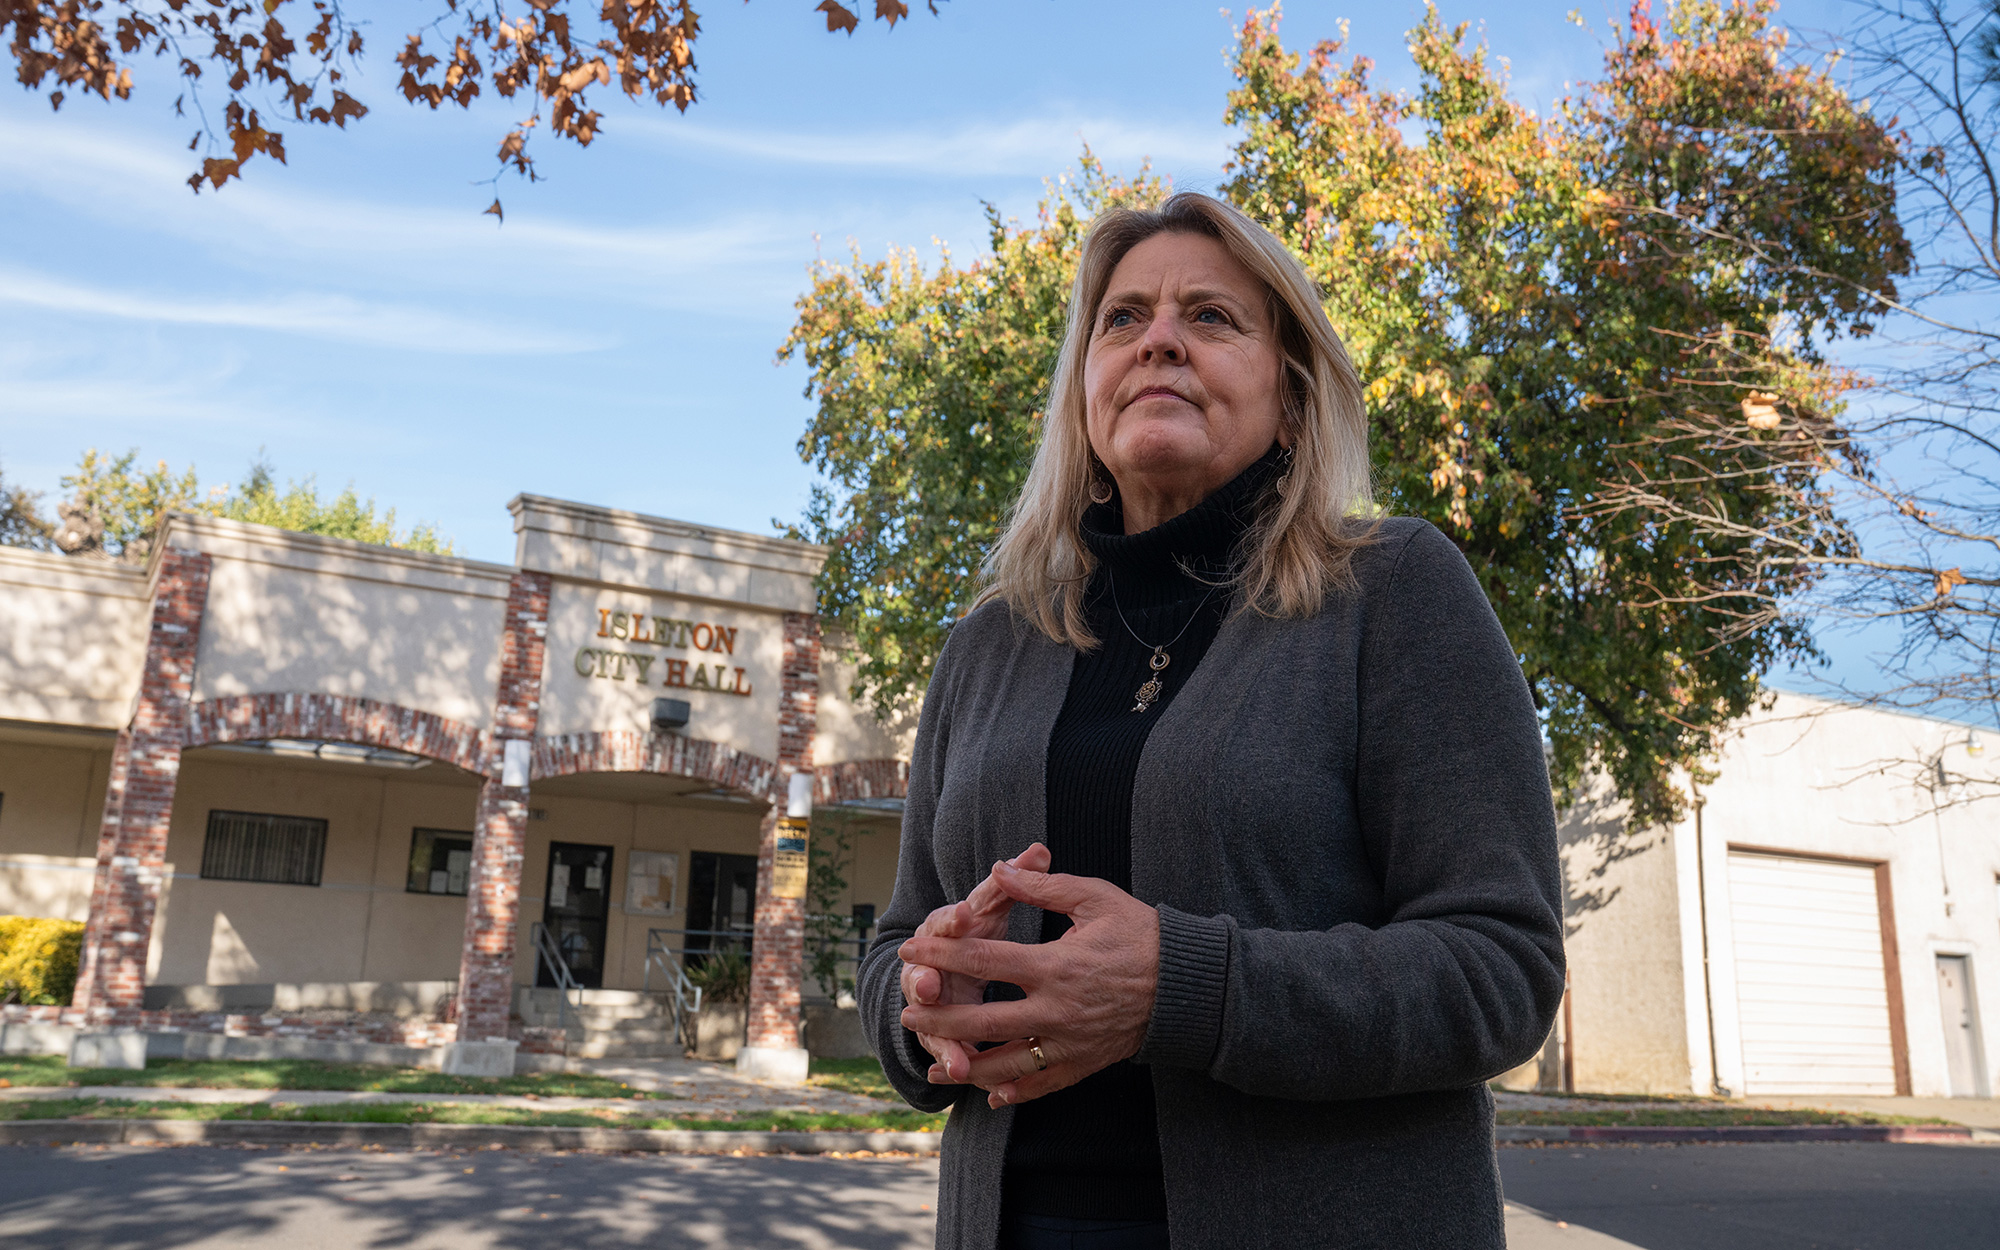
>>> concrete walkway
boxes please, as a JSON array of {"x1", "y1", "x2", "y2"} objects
[
  {"x1": 1495, "y1": 1088, "x2": 2000, "y2": 1129},
  {"x1": 0, "y1": 1055, "x2": 902, "y2": 1119}
]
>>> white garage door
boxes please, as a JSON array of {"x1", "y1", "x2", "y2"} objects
[{"x1": 1727, "y1": 851, "x2": 1899, "y2": 1095}]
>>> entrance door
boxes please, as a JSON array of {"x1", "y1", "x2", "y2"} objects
[
  {"x1": 540, "y1": 843, "x2": 614, "y2": 988},
  {"x1": 1727, "y1": 851, "x2": 1900, "y2": 1095},
  {"x1": 1937, "y1": 955, "x2": 1988, "y2": 1097},
  {"x1": 685, "y1": 851, "x2": 759, "y2": 962}
]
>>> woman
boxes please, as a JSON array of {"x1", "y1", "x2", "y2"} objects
[{"x1": 857, "y1": 191, "x2": 1564, "y2": 1250}]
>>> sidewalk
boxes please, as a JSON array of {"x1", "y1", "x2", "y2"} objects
[
  {"x1": 1495, "y1": 1089, "x2": 2000, "y2": 1130},
  {"x1": 0, "y1": 1055, "x2": 900, "y2": 1119}
]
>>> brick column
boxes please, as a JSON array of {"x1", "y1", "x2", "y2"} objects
[
  {"x1": 73, "y1": 551, "x2": 212, "y2": 1015},
  {"x1": 455, "y1": 571, "x2": 551, "y2": 1042},
  {"x1": 745, "y1": 611, "x2": 820, "y2": 1058}
]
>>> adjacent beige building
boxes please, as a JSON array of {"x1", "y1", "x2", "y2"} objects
[{"x1": 1515, "y1": 693, "x2": 2000, "y2": 1100}]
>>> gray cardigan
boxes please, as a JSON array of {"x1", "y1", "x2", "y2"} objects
[{"x1": 857, "y1": 518, "x2": 1565, "y2": 1249}]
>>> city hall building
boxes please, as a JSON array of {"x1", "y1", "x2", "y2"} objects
[
  {"x1": 0, "y1": 497, "x2": 911, "y2": 1076},
  {"x1": 0, "y1": 494, "x2": 1995, "y2": 1098}
]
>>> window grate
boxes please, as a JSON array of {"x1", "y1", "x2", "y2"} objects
[{"x1": 201, "y1": 810, "x2": 327, "y2": 887}]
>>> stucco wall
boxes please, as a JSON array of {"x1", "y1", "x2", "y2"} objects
[
  {"x1": 1556, "y1": 787, "x2": 1694, "y2": 1095},
  {"x1": 535, "y1": 584, "x2": 784, "y2": 758},
  {"x1": 1696, "y1": 695, "x2": 2000, "y2": 1100},
  {"x1": 171, "y1": 517, "x2": 512, "y2": 730},
  {"x1": 511, "y1": 496, "x2": 824, "y2": 616},
  {"x1": 149, "y1": 751, "x2": 483, "y2": 986},
  {"x1": 815, "y1": 645, "x2": 919, "y2": 766},
  {"x1": 0, "y1": 548, "x2": 149, "y2": 729},
  {"x1": 0, "y1": 734, "x2": 114, "y2": 921}
]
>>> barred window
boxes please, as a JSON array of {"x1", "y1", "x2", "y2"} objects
[{"x1": 200, "y1": 810, "x2": 327, "y2": 887}]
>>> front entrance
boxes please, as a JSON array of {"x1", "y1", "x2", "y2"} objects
[
  {"x1": 685, "y1": 850, "x2": 759, "y2": 963},
  {"x1": 540, "y1": 842, "x2": 614, "y2": 988}
]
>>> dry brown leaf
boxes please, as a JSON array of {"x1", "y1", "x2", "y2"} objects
[
  {"x1": 1935, "y1": 567, "x2": 1968, "y2": 598},
  {"x1": 1740, "y1": 392, "x2": 1782, "y2": 430},
  {"x1": 818, "y1": 1, "x2": 861, "y2": 34}
]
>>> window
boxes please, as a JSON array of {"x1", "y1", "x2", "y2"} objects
[
  {"x1": 201, "y1": 810, "x2": 327, "y2": 886},
  {"x1": 407, "y1": 828, "x2": 475, "y2": 896}
]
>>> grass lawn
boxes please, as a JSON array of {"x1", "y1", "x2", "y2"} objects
[
  {"x1": 1494, "y1": 1106, "x2": 1954, "y2": 1128},
  {"x1": 0, "y1": 1055, "x2": 674, "y2": 1100},
  {"x1": 0, "y1": 1096, "x2": 945, "y2": 1133},
  {"x1": 807, "y1": 1056, "x2": 897, "y2": 1101}
]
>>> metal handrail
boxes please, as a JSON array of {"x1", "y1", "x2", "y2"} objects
[
  {"x1": 529, "y1": 921, "x2": 583, "y2": 1035},
  {"x1": 641, "y1": 929, "x2": 710, "y2": 1045}
]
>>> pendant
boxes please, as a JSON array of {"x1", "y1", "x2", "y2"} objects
[{"x1": 1130, "y1": 646, "x2": 1171, "y2": 713}]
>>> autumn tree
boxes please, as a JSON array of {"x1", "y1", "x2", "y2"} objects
[
  {"x1": 787, "y1": 2, "x2": 1910, "y2": 826},
  {"x1": 5, "y1": 0, "x2": 933, "y2": 212},
  {"x1": 1589, "y1": 0, "x2": 2000, "y2": 742},
  {"x1": 782, "y1": 157, "x2": 1165, "y2": 707}
]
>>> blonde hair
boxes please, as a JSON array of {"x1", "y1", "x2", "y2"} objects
[{"x1": 979, "y1": 191, "x2": 1376, "y2": 648}]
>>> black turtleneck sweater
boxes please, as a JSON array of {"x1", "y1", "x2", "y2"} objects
[{"x1": 999, "y1": 446, "x2": 1284, "y2": 1223}]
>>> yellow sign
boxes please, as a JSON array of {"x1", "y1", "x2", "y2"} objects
[{"x1": 772, "y1": 817, "x2": 809, "y2": 899}]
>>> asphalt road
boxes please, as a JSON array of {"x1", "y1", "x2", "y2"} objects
[
  {"x1": 1498, "y1": 1142, "x2": 2000, "y2": 1250},
  {"x1": 1, "y1": 1141, "x2": 1995, "y2": 1249},
  {"x1": 0, "y1": 1143, "x2": 938, "y2": 1249}
]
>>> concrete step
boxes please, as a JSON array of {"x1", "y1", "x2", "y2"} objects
[
  {"x1": 580, "y1": 1027, "x2": 678, "y2": 1045},
  {"x1": 570, "y1": 1037, "x2": 686, "y2": 1059}
]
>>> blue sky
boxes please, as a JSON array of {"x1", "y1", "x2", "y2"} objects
[{"x1": 1, "y1": 0, "x2": 1861, "y2": 563}]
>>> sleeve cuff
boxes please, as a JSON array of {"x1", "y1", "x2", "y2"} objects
[
  {"x1": 886, "y1": 981, "x2": 932, "y2": 1083},
  {"x1": 1136, "y1": 904, "x2": 1231, "y2": 1071}
]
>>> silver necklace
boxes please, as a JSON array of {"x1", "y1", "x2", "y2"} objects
[{"x1": 1107, "y1": 567, "x2": 1220, "y2": 713}]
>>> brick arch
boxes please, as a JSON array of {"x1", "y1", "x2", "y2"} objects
[
  {"x1": 815, "y1": 759, "x2": 908, "y2": 807},
  {"x1": 184, "y1": 693, "x2": 492, "y2": 777},
  {"x1": 532, "y1": 730, "x2": 785, "y2": 802}
]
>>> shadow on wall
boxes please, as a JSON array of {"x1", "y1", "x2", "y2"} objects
[
  {"x1": 198, "y1": 562, "x2": 505, "y2": 729},
  {"x1": 1556, "y1": 787, "x2": 1655, "y2": 942}
]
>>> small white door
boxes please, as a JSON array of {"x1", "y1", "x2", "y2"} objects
[
  {"x1": 1936, "y1": 955, "x2": 1988, "y2": 1098},
  {"x1": 1727, "y1": 852, "x2": 1900, "y2": 1095}
]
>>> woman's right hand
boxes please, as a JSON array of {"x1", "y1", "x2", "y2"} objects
[{"x1": 900, "y1": 841, "x2": 1051, "y2": 1083}]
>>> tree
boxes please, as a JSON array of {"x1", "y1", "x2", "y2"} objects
[
  {"x1": 1590, "y1": 0, "x2": 2000, "y2": 738},
  {"x1": 1230, "y1": 0, "x2": 1908, "y2": 825},
  {"x1": 787, "y1": 2, "x2": 1910, "y2": 827},
  {"x1": 5, "y1": 0, "x2": 935, "y2": 213},
  {"x1": 30, "y1": 448, "x2": 453, "y2": 560},
  {"x1": 0, "y1": 464, "x2": 54, "y2": 551},
  {"x1": 782, "y1": 156, "x2": 1166, "y2": 711}
]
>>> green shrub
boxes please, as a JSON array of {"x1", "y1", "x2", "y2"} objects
[
  {"x1": 685, "y1": 946, "x2": 750, "y2": 1004},
  {"x1": 0, "y1": 916, "x2": 85, "y2": 1006}
]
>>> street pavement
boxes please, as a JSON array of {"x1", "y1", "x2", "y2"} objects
[
  {"x1": 1, "y1": 1139, "x2": 1994, "y2": 1248},
  {"x1": 0, "y1": 1142, "x2": 938, "y2": 1249},
  {"x1": 1497, "y1": 1141, "x2": 2000, "y2": 1249}
]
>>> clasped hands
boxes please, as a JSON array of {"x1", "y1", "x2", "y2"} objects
[{"x1": 898, "y1": 842, "x2": 1160, "y2": 1110}]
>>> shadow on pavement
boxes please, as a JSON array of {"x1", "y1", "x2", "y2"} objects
[{"x1": 0, "y1": 1142, "x2": 940, "y2": 1249}]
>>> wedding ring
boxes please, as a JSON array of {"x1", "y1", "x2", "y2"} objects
[{"x1": 1028, "y1": 1039, "x2": 1048, "y2": 1072}]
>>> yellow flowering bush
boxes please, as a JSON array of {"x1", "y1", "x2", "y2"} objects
[{"x1": 0, "y1": 916, "x2": 85, "y2": 1006}]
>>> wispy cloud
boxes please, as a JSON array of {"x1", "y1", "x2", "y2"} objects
[
  {"x1": 0, "y1": 118, "x2": 820, "y2": 300},
  {"x1": 625, "y1": 114, "x2": 1234, "y2": 179},
  {"x1": 0, "y1": 267, "x2": 596, "y2": 354}
]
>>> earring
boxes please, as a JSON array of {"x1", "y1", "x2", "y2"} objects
[
  {"x1": 1273, "y1": 446, "x2": 1295, "y2": 499},
  {"x1": 1089, "y1": 475, "x2": 1115, "y2": 505}
]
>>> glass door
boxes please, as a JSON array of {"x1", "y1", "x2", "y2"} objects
[
  {"x1": 685, "y1": 851, "x2": 759, "y2": 965},
  {"x1": 540, "y1": 842, "x2": 614, "y2": 988}
]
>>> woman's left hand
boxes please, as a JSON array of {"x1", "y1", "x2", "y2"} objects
[{"x1": 898, "y1": 860, "x2": 1160, "y2": 1110}]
